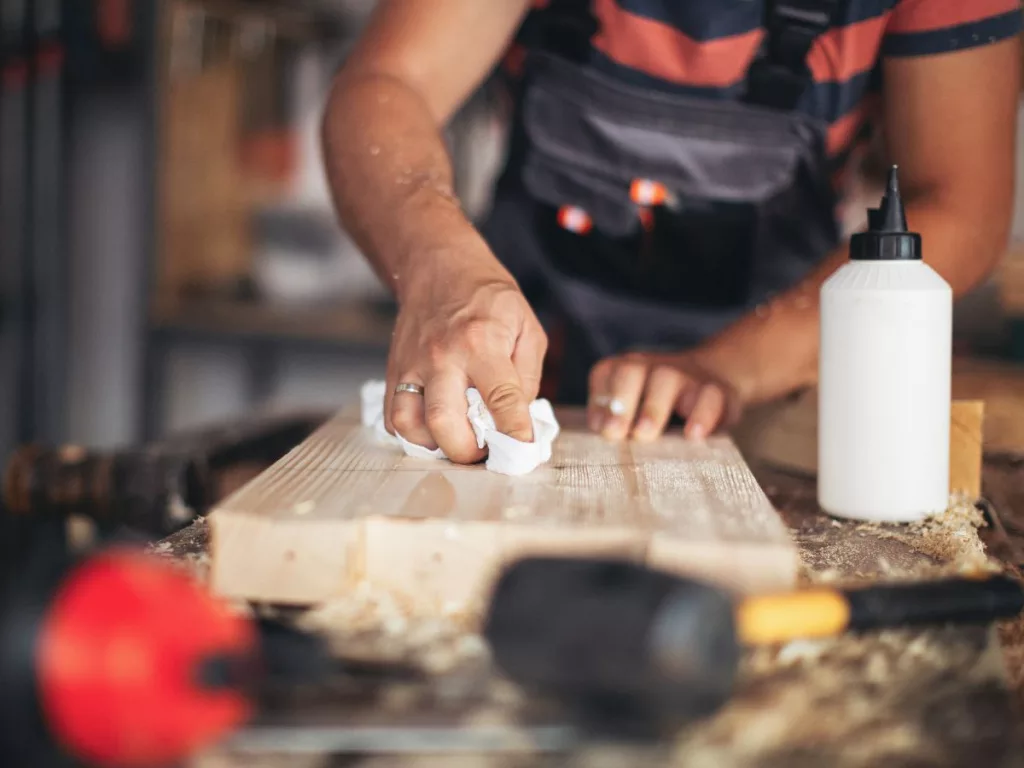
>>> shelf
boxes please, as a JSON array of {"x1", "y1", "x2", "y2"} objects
[{"x1": 150, "y1": 297, "x2": 395, "y2": 351}]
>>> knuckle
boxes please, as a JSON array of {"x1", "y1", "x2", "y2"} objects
[
  {"x1": 424, "y1": 400, "x2": 456, "y2": 431},
  {"x1": 622, "y1": 352, "x2": 648, "y2": 365},
  {"x1": 485, "y1": 382, "x2": 525, "y2": 414},
  {"x1": 391, "y1": 406, "x2": 417, "y2": 433},
  {"x1": 426, "y1": 342, "x2": 450, "y2": 369},
  {"x1": 652, "y1": 365, "x2": 683, "y2": 384},
  {"x1": 462, "y1": 319, "x2": 501, "y2": 352}
]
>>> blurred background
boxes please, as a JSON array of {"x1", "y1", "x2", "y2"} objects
[{"x1": 1, "y1": 0, "x2": 1024, "y2": 461}]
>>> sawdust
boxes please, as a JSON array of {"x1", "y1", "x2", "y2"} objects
[
  {"x1": 296, "y1": 580, "x2": 491, "y2": 676},
  {"x1": 797, "y1": 496, "x2": 1001, "y2": 586},
  {"x1": 674, "y1": 626, "x2": 1010, "y2": 768},
  {"x1": 861, "y1": 496, "x2": 999, "y2": 577}
]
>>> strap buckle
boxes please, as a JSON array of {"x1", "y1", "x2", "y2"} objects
[{"x1": 745, "y1": 0, "x2": 839, "y2": 110}]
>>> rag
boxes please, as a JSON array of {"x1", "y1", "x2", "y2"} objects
[{"x1": 360, "y1": 380, "x2": 560, "y2": 476}]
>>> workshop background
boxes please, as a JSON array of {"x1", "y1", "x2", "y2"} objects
[{"x1": 2, "y1": 0, "x2": 1024, "y2": 463}]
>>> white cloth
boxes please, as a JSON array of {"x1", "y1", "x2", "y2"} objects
[{"x1": 359, "y1": 380, "x2": 560, "y2": 476}]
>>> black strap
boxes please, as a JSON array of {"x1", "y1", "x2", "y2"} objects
[
  {"x1": 745, "y1": 0, "x2": 839, "y2": 110},
  {"x1": 534, "y1": 0, "x2": 835, "y2": 110},
  {"x1": 536, "y1": 0, "x2": 598, "y2": 64}
]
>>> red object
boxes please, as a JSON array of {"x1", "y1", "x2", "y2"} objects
[
  {"x1": 557, "y1": 205, "x2": 593, "y2": 235},
  {"x1": 36, "y1": 550, "x2": 256, "y2": 767},
  {"x1": 638, "y1": 208, "x2": 655, "y2": 232},
  {"x1": 629, "y1": 179, "x2": 668, "y2": 206}
]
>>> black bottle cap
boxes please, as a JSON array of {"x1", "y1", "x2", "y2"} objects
[{"x1": 849, "y1": 166, "x2": 921, "y2": 261}]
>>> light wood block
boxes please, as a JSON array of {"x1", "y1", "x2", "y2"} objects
[
  {"x1": 949, "y1": 401, "x2": 984, "y2": 499},
  {"x1": 209, "y1": 410, "x2": 798, "y2": 612}
]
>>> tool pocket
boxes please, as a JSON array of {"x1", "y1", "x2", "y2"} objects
[{"x1": 520, "y1": 53, "x2": 833, "y2": 309}]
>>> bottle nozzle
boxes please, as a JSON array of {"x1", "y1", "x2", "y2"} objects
[
  {"x1": 878, "y1": 165, "x2": 907, "y2": 233},
  {"x1": 850, "y1": 164, "x2": 920, "y2": 261}
]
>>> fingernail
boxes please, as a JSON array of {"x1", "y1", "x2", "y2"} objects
[
  {"x1": 602, "y1": 417, "x2": 628, "y2": 441},
  {"x1": 631, "y1": 417, "x2": 655, "y2": 441},
  {"x1": 687, "y1": 423, "x2": 707, "y2": 441}
]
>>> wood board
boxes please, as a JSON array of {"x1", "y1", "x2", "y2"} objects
[{"x1": 209, "y1": 410, "x2": 797, "y2": 612}]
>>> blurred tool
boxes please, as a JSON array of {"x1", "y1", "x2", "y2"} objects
[
  {"x1": 484, "y1": 557, "x2": 1024, "y2": 735},
  {"x1": 2, "y1": 411, "x2": 324, "y2": 540},
  {"x1": 0, "y1": 537, "x2": 429, "y2": 768},
  {"x1": 0, "y1": 544, "x2": 259, "y2": 768}
]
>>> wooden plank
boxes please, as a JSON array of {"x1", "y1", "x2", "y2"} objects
[
  {"x1": 949, "y1": 401, "x2": 984, "y2": 499},
  {"x1": 209, "y1": 409, "x2": 797, "y2": 612}
]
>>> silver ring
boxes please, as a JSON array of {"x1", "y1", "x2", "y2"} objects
[
  {"x1": 394, "y1": 382, "x2": 425, "y2": 396},
  {"x1": 593, "y1": 394, "x2": 626, "y2": 416}
]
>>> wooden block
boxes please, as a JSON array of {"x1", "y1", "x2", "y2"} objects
[
  {"x1": 949, "y1": 401, "x2": 984, "y2": 499},
  {"x1": 949, "y1": 358, "x2": 1024, "y2": 455},
  {"x1": 209, "y1": 410, "x2": 798, "y2": 613}
]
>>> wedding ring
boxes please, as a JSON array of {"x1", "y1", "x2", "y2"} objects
[
  {"x1": 593, "y1": 394, "x2": 626, "y2": 416},
  {"x1": 394, "y1": 383, "x2": 425, "y2": 396}
]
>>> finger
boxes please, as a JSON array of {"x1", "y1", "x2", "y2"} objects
[
  {"x1": 425, "y1": 366, "x2": 485, "y2": 464},
  {"x1": 631, "y1": 366, "x2": 687, "y2": 442},
  {"x1": 587, "y1": 359, "x2": 615, "y2": 433},
  {"x1": 601, "y1": 359, "x2": 647, "y2": 441},
  {"x1": 684, "y1": 383, "x2": 727, "y2": 440},
  {"x1": 587, "y1": 359, "x2": 616, "y2": 433},
  {"x1": 468, "y1": 355, "x2": 534, "y2": 443},
  {"x1": 389, "y1": 374, "x2": 436, "y2": 449},
  {"x1": 512, "y1": 323, "x2": 547, "y2": 402},
  {"x1": 677, "y1": 379, "x2": 702, "y2": 420},
  {"x1": 383, "y1": 356, "x2": 398, "y2": 436}
]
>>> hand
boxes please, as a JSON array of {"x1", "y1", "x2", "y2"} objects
[
  {"x1": 383, "y1": 257, "x2": 547, "y2": 463},
  {"x1": 587, "y1": 350, "x2": 747, "y2": 442},
  {"x1": 587, "y1": 306, "x2": 818, "y2": 441}
]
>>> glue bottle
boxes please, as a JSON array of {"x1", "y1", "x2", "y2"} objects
[{"x1": 818, "y1": 166, "x2": 952, "y2": 523}]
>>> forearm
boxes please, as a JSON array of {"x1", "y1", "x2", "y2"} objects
[
  {"x1": 321, "y1": 72, "x2": 510, "y2": 303},
  {"x1": 711, "y1": 193, "x2": 1010, "y2": 398}
]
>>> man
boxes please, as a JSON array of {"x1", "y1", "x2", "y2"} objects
[{"x1": 322, "y1": 0, "x2": 1020, "y2": 464}]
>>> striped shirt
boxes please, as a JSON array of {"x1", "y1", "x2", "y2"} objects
[{"x1": 509, "y1": 0, "x2": 1022, "y2": 166}]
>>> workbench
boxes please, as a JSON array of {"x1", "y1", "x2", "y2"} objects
[{"x1": 153, "y1": 450, "x2": 1024, "y2": 768}]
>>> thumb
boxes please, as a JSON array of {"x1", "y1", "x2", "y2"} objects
[{"x1": 472, "y1": 360, "x2": 534, "y2": 442}]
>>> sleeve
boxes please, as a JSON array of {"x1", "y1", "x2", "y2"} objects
[{"x1": 882, "y1": 0, "x2": 1022, "y2": 58}]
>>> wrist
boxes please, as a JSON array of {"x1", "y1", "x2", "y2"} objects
[
  {"x1": 393, "y1": 238, "x2": 516, "y2": 309},
  {"x1": 701, "y1": 290, "x2": 820, "y2": 403}
]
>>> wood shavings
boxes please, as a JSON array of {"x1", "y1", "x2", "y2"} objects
[
  {"x1": 675, "y1": 626, "x2": 1011, "y2": 768},
  {"x1": 853, "y1": 496, "x2": 1000, "y2": 580}
]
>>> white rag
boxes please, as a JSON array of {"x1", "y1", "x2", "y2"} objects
[{"x1": 359, "y1": 380, "x2": 560, "y2": 476}]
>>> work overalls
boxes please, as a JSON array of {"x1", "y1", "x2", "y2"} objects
[{"x1": 479, "y1": 0, "x2": 844, "y2": 405}]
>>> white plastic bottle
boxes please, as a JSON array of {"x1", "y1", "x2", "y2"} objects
[{"x1": 818, "y1": 167, "x2": 952, "y2": 523}]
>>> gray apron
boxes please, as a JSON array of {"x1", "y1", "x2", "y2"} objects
[{"x1": 481, "y1": 0, "x2": 841, "y2": 403}]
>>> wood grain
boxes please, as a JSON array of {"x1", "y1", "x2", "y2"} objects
[
  {"x1": 209, "y1": 409, "x2": 797, "y2": 611},
  {"x1": 949, "y1": 401, "x2": 984, "y2": 499}
]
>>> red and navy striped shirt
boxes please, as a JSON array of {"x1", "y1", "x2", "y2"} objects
[{"x1": 508, "y1": 0, "x2": 1022, "y2": 165}]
